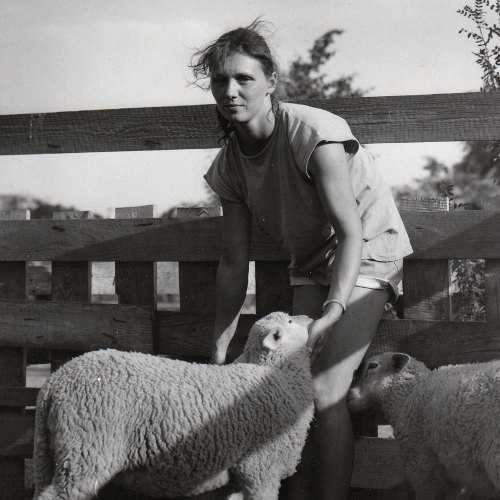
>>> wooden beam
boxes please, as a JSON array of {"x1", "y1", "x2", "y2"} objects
[
  {"x1": 0, "y1": 388, "x2": 38, "y2": 408},
  {"x1": 370, "y1": 319, "x2": 500, "y2": 368},
  {"x1": 0, "y1": 301, "x2": 153, "y2": 353},
  {"x1": 155, "y1": 313, "x2": 500, "y2": 367},
  {"x1": 115, "y1": 205, "x2": 157, "y2": 309},
  {"x1": 401, "y1": 197, "x2": 450, "y2": 321},
  {"x1": 155, "y1": 312, "x2": 254, "y2": 360},
  {"x1": 0, "y1": 92, "x2": 498, "y2": 155},
  {"x1": 51, "y1": 210, "x2": 93, "y2": 371},
  {"x1": 0, "y1": 211, "x2": 499, "y2": 262},
  {"x1": 484, "y1": 196, "x2": 500, "y2": 322},
  {"x1": 0, "y1": 210, "x2": 27, "y2": 495},
  {"x1": 0, "y1": 414, "x2": 34, "y2": 457}
]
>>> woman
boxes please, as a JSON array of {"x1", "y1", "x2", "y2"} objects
[{"x1": 192, "y1": 20, "x2": 413, "y2": 500}]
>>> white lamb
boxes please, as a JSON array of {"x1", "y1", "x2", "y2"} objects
[
  {"x1": 33, "y1": 312, "x2": 314, "y2": 500},
  {"x1": 347, "y1": 352, "x2": 500, "y2": 499}
]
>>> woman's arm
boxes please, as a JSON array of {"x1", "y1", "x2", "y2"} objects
[
  {"x1": 307, "y1": 142, "x2": 363, "y2": 359},
  {"x1": 211, "y1": 197, "x2": 252, "y2": 364}
]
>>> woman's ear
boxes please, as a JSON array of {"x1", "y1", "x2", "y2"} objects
[{"x1": 267, "y1": 72, "x2": 277, "y2": 95}]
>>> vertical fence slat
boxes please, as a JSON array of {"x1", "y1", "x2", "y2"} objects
[
  {"x1": 176, "y1": 208, "x2": 221, "y2": 315},
  {"x1": 50, "y1": 211, "x2": 93, "y2": 372},
  {"x1": 484, "y1": 196, "x2": 500, "y2": 322},
  {"x1": 115, "y1": 205, "x2": 157, "y2": 310},
  {"x1": 255, "y1": 261, "x2": 293, "y2": 315},
  {"x1": 0, "y1": 210, "x2": 28, "y2": 497},
  {"x1": 401, "y1": 198, "x2": 451, "y2": 320}
]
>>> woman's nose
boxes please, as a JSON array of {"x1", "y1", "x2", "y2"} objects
[{"x1": 225, "y1": 79, "x2": 239, "y2": 99}]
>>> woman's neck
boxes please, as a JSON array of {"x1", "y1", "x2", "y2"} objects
[{"x1": 235, "y1": 105, "x2": 276, "y2": 156}]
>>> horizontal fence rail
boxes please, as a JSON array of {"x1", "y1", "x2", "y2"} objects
[
  {"x1": 0, "y1": 210, "x2": 500, "y2": 261},
  {"x1": 0, "y1": 92, "x2": 499, "y2": 155}
]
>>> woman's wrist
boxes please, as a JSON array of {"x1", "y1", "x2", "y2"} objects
[{"x1": 322, "y1": 300, "x2": 345, "y2": 320}]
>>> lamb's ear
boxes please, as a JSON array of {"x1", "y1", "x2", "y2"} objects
[
  {"x1": 262, "y1": 328, "x2": 283, "y2": 351},
  {"x1": 391, "y1": 353, "x2": 411, "y2": 372}
]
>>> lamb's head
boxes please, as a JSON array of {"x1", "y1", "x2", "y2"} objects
[
  {"x1": 237, "y1": 312, "x2": 313, "y2": 365},
  {"x1": 347, "y1": 352, "x2": 431, "y2": 416}
]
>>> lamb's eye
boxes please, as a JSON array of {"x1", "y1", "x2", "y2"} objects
[
  {"x1": 288, "y1": 319, "x2": 293, "y2": 324},
  {"x1": 368, "y1": 362, "x2": 379, "y2": 370}
]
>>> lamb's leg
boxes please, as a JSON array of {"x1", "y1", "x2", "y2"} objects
[
  {"x1": 34, "y1": 473, "x2": 114, "y2": 500},
  {"x1": 241, "y1": 480, "x2": 281, "y2": 500},
  {"x1": 233, "y1": 458, "x2": 282, "y2": 500}
]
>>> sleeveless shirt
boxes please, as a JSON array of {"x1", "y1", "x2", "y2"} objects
[{"x1": 204, "y1": 103, "x2": 413, "y2": 278}]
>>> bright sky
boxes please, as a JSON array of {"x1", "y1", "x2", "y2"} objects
[{"x1": 0, "y1": 0, "x2": 483, "y2": 216}]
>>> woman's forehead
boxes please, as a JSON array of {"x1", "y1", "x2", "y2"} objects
[{"x1": 210, "y1": 52, "x2": 264, "y2": 75}]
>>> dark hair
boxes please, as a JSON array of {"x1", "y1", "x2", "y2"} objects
[{"x1": 190, "y1": 19, "x2": 283, "y2": 142}]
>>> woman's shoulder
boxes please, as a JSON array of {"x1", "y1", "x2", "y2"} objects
[
  {"x1": 280, "y1": 102, "x2": 350, "y2": 130},
  {"x1": 279, "y1": 102, "x2": 358, "y2": 155}
]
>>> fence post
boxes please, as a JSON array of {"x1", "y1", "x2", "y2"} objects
[
  {"x1": 50, "y1": 211, "x2": 94, "y2": 371},
  {"x1": 115, "y1": 205, "x2": 157, "y2": 339},
  {"x1": 483, "y1": 196, "x2": 500, "y2": 322},
  {"x1": 400, "y1": 198, "x2": 451, "y2": 320},
  {"x1": 176, "y1": 207, "x2": 222, "y2": 315},
  {"x1": 254, "y1": 261, "x2": 293, "y2": 315},
  {"x1": 0, "y1": 210, "x2": 28, "y2": 497}
]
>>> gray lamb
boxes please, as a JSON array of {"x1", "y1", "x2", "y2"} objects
[
  {"x1": 33, "y1": 312, "x2": 314, "y2": 500},
  {"x1": 347, "y1": 352, "x2": 500, "y2": 499}
]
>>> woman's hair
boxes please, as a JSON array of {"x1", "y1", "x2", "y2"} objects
[{"x1": 190, "y1": 19, "x2": 283, "y2": 142}]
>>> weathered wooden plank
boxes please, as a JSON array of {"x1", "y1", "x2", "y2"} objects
[
  {"x1": 484, "y1": 196, "x2": 500, "y2": 322},
  {"x1": 255, "y1": 261, "x2": 293, "y2": 315},
  {"x1": 351, "y1": 437, "x2": 406, "y2": 490},
  {"x1": 485, "y1": 260, "x2": 500, "y2": 322},
  {"x1": 115, "y1": 206, "x2": 157, "y2": 308},
  {"x1": 156, "y1": 312, "x2": 255, "y2": 360},
  {"x1": 176, "y1": 208, "x2": 220, "y2": 319},
  {"x1": 0, "y1": 92, "x2": 498, "y2": 155},
  {"x1": 402, "y1": 259, "x2": 450, "y2": 320},
  {"x1": 0, "y1": 210, "x2": 28, "y2": 493},
  {"x1": 402, "y1": 198, "x2": 450, "y2": 321},
  {"x1": 0, "y1": 301, "x2": 153, "y2": 352},
  {"x1": 370, "y1": 319, "x2": 500, "y2": 368},
  {"x1": 0, "y1": 210, "x2": 499, "y2": 262},
  {"x1": 0, "y1": 414, "x2": 34, "y2": 457},
  {"x1": 0, "y1": 388, "x2": 38, "y2": 408},
  {"x1": 399, "y1": 197, "x2": 449, "y2": 211},
  {"x1": 156, "y1": 312, "x2": 500, "y2": 367},
  {"x1": 51, "y1": 211, "x2": 93, "y2": 371}
]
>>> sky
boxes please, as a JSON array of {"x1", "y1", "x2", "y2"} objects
[{"x1": 0, "y1": 0, "x2": 484, "y2": 217}]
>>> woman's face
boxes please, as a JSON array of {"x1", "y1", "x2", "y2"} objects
[{"x1": 210, "y1": 51, "x2": 276, "y2": 128}]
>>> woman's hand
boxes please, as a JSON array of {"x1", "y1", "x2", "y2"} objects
[
  {"x1": 307, "y1": 303, "x2": 344, "y2": 361},
  {"x1": 210, "y1": 349, "x2": 227, "y2": 365}
]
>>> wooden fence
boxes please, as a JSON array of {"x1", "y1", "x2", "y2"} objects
[{"x1": 0, "y1": 91, "x2": 499, "y2": 499}]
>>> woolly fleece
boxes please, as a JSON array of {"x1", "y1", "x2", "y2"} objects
[
  {"x1": 33, "y1": 312, "x2": 314, "y2": 500},
  {"x1": 349, "y1": 353, "x2": 500, "y2": 499}
]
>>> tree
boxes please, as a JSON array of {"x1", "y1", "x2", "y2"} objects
[
  {"x1": 281, "y1": 30, "x2": 367, "y2": 100},
  {"x1": 394, "y1": 0, "x2": 500, "y2": 209}
]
